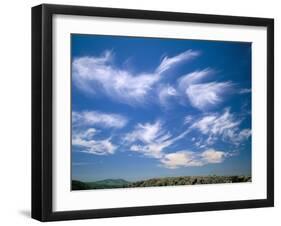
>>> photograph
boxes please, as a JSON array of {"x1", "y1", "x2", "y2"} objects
[
  {"x1": 31, "y1": 3, "x2": 274, "y2": 221},
  {"x1": 71, "y1": 34, "x2": 252, "y2": 190}
]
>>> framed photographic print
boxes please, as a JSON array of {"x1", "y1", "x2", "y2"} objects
[{"x1": 32, "y1": 4, "x2": 274, "y2": 221}]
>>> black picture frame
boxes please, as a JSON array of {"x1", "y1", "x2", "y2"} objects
[{"x1": 32, "y1": 3, "x2": 274, "y2": 222}]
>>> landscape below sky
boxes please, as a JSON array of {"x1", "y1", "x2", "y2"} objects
[{"x1": 71, "y1": 34, "x2": 252, "y2": 190}]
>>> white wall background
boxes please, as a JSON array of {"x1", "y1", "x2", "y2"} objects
[{"x1": 0, "y1": 0, "x2": 279, "y2": 225}]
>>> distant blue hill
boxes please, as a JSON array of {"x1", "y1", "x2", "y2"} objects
[
  {"x1": 87, "y1": 179, "x2": 130, "y2": 189},
  {"x1": 72, "y1": 179, "x2": 130, "y2": 190}
]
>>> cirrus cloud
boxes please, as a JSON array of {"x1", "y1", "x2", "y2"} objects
[
  {"x1": 124, "y1": 120, "x2": 190, "y2": 158},
  {"x1": 177, "y1": 68, "x2": 233, "y2": 111},
  {"x1": 72, "y1": 128, "x2": 117, "y2": 155},
  {"x1": 72, "y1": 50, "x2": 199, "y2": 105},
  {"x1": 158, "y1": 85, "x2": 178, "y2": 106},
  {"x1": 123, "y1": 120, "x2": 231, "y2": 169},
  {"x1": 190, "y1": 108, "x2": 251, "y2": 147},
  {"x1": 156, "y1": 50, "x2": 200, "y2": 74},
  {"x1": 186, "y1": 81, "x2": 232, "y2": 111},
  {"x1": 72, "y1": 111, "x2": 128, "y2": 129}
]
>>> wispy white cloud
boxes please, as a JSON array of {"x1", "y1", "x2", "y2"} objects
[
  {"x1": 72, "y1": 51, "x2": 158, "y2": 104},
  {"x1": 73, "y1": 111, "x2": 128, "y2": 129},
  {"x1": 158, "y1": 85, "x2": 178, "y2": 106},
  {"x1": 74, "y1": 128, "x2": 97, "y2": 139},
  {"x1": 178, "y1": 68, "x2": 213, "y2": 89},
  {"x1": 130, "y1": 142, "x2": 171, "y2": 159},
  {"x1": 122, "y1": 119, "x2": 234, "y2": 168},
  {"x1": 191, "y1": 108, "x2": 239, "y2": 135},
  {"x1": 191, "y1": 108, "x2": 251, "y2": 146},
  {"x1": 72, "y1": 128, "x2": 116, "y2": 155},
  {"x1": 239, "y1": 88, "x2": 251, "y2": 94},
  {"x1": 186, "y1": 82, "x2": 232, "y2": 111},
  {"x1": 124, "y1": 121, "x2": 172, "y2": 158},
  {"x1": 73, "y1": 50, "x2": 199, "y2": 105},
  {"x1": 72, "y1": 110, "x2": 127, "y2": 155},
  {"x1": 160, "y1": 149, "x2": 227, "y2": 169},
  {"x1": 177, "y1": 68, "x2": 233, "y2": 111},
  {"x1": 124, "y1": 121, "x2": 167, "y2": 144},
  {"x1": 124, "y1": 120, "x2": 190, "y2": 158},
  {"x1": 72, "y1": 162, "x2": 91, "y2": 166},
  {"x1": 223, "y1": 128, "x2": 251, "y2": 144},
  {"x1": 184, "y1": 115, "x2": 193, "y2": 125},
  {"x1": 156, "y1": 50, "x2": 200, "y2": 74}
]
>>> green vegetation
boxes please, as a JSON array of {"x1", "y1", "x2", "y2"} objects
[
  {"x1": 72, "y1": 180, "x2": 91, "y2": 190},
  {"x1": 128, "y1": 175, "x2": 251, "y2": 187},
  {"x1": 72, "y1": 175, "x2": 251, "y2": 190}
]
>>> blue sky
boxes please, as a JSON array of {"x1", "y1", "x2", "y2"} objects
[{"x1": 71, "y1": 34, "x2": 252, "y2": 182}]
